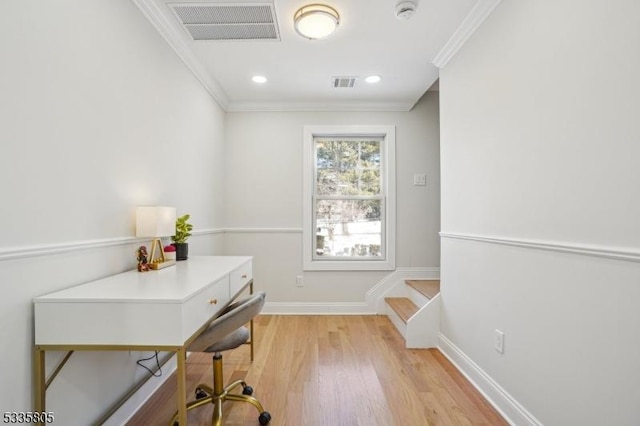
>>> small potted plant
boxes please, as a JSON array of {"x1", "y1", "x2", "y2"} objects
[{"x1": 171, "y1": 214, "x2": 193, "y2": 261}]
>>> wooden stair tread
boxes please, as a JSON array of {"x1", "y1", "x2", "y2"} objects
[
  {"x1": 385, "y1": 297, "x2": 419, "y2": 323},
  {"x1": 405, "y1": 279, "x2": 440, "y2": 299}
]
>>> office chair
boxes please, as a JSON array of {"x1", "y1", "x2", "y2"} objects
[{"x1": 170, "y1": 291, "x2": 271, "y2": 426}]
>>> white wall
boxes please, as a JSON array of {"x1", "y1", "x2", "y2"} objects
[
  {"x1": 439, "y1": 0, "x2": 640, "y2": 424},
  {"x1": 224, "y1": 93, "x2": 441, "y2": 305},
  {"x1": 0, "y1": 0, "x2": 225, "y2": 424}
]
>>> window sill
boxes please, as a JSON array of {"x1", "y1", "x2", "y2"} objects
[{"x1": 303, "y1": 258, "x2": 395, "y2": 271}]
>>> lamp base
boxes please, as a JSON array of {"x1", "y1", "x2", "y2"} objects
[
  {"x1": 148, "y1": 260, "x2": 176, "y2": 270},
  {"x1": 147, "y1": 238, "x2": 175, "y2": 270}
]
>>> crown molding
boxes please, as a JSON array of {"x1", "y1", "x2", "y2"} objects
[
  {"x1": 132, "y1": 1, "x2": 432, "y2": 112},
  {"x1": 131, "y1": 0, "x2": 230, "y2": 109},
  {"x1": 225, "y1": 100, "x2": 416, "y2": 112},
  {"x1": 432, "y1": 0, "x2": 503, "y2": 69}
]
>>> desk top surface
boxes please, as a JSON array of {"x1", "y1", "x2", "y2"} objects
[{"x1": 34, "y1": 256, "x2": 252, "y2": 304}]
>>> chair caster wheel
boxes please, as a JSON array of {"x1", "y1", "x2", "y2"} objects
[
  {"x1": 195, "y1": 387, "x2": 208, "y2": 399},
  {"x1": 259, "y1": 411, "x2": 271, "y2": 425},
  {"x1": 242, "y1": 385, "x2": 254, "y2": 395}
]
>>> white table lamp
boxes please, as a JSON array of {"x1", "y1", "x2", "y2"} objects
[{"x1": 136, "y1": 206, "x2": 176, "y2": 269}]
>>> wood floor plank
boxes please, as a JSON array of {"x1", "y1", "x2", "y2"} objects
[{"x1": 126, "y1": 315, "x2": 507, "y2": 426}]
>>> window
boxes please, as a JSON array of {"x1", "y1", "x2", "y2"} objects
[{"x1": 303, "y1": 125, "x2": 396, "y2": 271}]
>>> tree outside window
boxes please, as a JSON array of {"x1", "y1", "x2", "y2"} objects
[
  {"x1": 314, "y1": 138, "x2": 383, "y2": 258},
  {"x1": 303, "y1": 125, "x2": 396, "y2": 271}
]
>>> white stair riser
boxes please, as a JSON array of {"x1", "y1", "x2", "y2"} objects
[
  {"x1": 405, "y1": 294, "x2": 440, "y2": 349},
  {"x1": 385, "y1": 303, "x2": 407, "y2": 338},
  {"x1": 407, "y1": 287, "x2": 431, "y2": 309}
]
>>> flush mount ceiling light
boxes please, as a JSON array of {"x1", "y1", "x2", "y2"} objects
[
  {"x1": 252, "y1": 75, "x2": 267, "y2": 83},
  {"x1": 294, "y1": 4, "x2": 340, "y2": 40},
  {"x1": 365, "y1": 75, "x2": 382, "y2": 84}
]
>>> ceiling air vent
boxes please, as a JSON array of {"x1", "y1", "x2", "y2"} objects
[
  {"x1": 332, "y1": 77, "x2": 357, "y2": 88},
  {"x1": 170, "y1": 3, "x2": 280, "y2": 41}
]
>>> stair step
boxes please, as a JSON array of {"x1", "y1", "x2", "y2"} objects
[
  {"x1": 405, "y1": 279, "x2": 440, "y2": 299},
  {"x1": 385, "y1": 297, "x2": 419, "y2": 323}
]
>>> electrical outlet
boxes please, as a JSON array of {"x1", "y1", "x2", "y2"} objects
[
  {"x1": 494, "y1": 329, "x2": 505, "y2": 354},
  {"x1": 296, "y1": 275, "x2": 304, "y2": 287},
  {"x1": 413, "y1": 173, "x2": 427, "y2": 186}
]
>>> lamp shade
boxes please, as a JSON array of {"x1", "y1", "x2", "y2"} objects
[{"x1": 136, "y1": 206, "x2": 176, "y2": 237}]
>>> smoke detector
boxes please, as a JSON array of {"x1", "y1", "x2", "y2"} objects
[{"x1": 395, "y1": 1, "x2": 417, "y2": 20}]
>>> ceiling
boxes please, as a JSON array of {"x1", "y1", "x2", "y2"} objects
[{"x1": 133, "y1": 0, "x2": 486, "y2": 112}]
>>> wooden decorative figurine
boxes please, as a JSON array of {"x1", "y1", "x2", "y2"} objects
[{"x1": 137, "y1": 245, "x2": 150, "y2": 272}]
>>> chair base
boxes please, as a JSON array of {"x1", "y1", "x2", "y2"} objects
[{"x1": 169, "y1": 355, "x2": 271, "y2": 426}]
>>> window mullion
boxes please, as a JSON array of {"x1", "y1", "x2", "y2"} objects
[{"x1": 315, "y1": 195, "x2": 383, "y2": 201}]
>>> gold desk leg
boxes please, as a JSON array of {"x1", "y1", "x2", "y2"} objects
[
  {"x1": 33, "y1": 347, "x2": 45, "y2": 425},
  {"x1": 176, "y1": 348, "x2": 188, "y2": 425},
  {"x1": 250, "y1": 281, "x2": 254, "y2": 362}
]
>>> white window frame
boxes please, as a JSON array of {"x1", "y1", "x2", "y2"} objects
[{"x1": 303, "y1": 125, "x2": 396, "y2": 271}]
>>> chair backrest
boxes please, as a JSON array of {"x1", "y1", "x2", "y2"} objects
[{"x1": 188, "y1": 291, "x2": 266, "y2": 352}]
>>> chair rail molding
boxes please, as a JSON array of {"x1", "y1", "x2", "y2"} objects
[
  {"x1": 440, "y1": 232, "x2": 640, "y2": 263},
  {"x1": 223, "y1": 227, "x2": 303, "y2": 234},
  {"x1": 0, "y1": 228, "x2": 225, "y2": 261},
  {"x1": 0, "y1": 237, "x2": 141, "y2": 261}
]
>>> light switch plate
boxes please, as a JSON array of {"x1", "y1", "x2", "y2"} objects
[{"x1": 413, "y1": 173, "x2": 427, "y2": 186}]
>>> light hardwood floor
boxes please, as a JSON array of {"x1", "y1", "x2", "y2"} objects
[{"x1": 127, "y1": 315, "x2": 507, "y2": 426}]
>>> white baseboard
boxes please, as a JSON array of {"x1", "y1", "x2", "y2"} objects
[
  {"x1": 437, "y1": 334, "x2": 542, "y2": 426},
  {"x1": 102, "y1": 354, "x2": 178, "y2": 426},
  {"x1": 262, "y1": 301, "x2": 374, "y2": 315},
  {"x1": 262, "y1": 267, "x2": 440, "y2": 315}
]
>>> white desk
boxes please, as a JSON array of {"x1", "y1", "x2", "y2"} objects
[{"x1": 33, "y1": 256, "x2": 254, "y2": 426}]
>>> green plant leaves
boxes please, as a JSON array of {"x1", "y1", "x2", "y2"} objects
[{"x1": 172, "y1": 214, "x2": 193, "y2": 243}]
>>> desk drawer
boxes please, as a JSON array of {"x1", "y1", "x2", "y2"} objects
[
  {"x1": 182, "y1": 276, "x2": 230, "y2": 341},
  {"x1": 230, "y1": 259, "x2": 253, "y2": 296}
]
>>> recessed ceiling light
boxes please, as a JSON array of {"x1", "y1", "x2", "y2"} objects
[
  {"x1": 365, "y1": 75, "x2": 382, "y2": 84},
  {"x1": 252, "y1": 75, "x2": 267, "y2": 83}
]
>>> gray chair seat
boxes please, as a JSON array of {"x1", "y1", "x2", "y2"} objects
[
  {"x1": 169, "y1": 291, "x2": 271, "y2": 426},
  {"x1": 204, "y1": 326, "x2": 249, "y2": 353}
]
